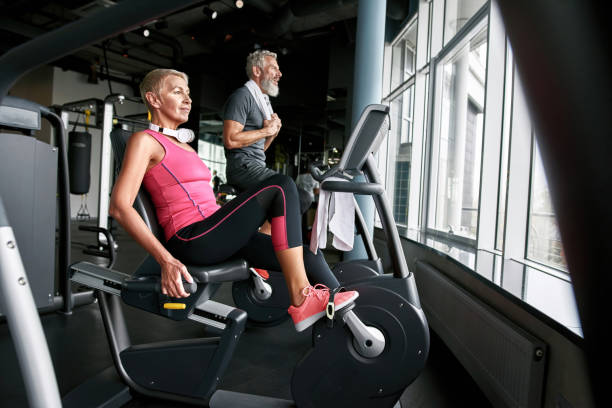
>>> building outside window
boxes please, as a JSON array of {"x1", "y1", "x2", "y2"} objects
[{"x1": 428, "y1": 24, "x2": 487, "y2": 240}]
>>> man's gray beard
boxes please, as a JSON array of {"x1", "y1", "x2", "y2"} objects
[{"x1": 261, "y1": 78, "x2": 279, "y2": 97}]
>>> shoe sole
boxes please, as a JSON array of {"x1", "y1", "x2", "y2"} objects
[{"x1": 294, "y1": 292, "x2": 359, "y2": 332}]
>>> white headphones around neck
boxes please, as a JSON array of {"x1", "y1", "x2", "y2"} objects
[{"x1": 149, "y1": 123, "x2": 195, "y2": 144}]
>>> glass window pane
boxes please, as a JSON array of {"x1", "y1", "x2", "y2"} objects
[
  {"x1": 429, "y1": 26, "x2": 487, "y2": 239},
  {"x1": 527, "y1": 142, "x2": 568, "y2": 270},
  {"x1": 390, "y1": 41, "x2": 404, "y2": 91},
  {"x1": 389, "y1": 86, "x2": 415, "y2": 227},
  {"x1": 444, "y1": 0, "x2": 487, "y2": 45},
  {"x1": 390, "y1": 24, "x2": 417, "y2": 91}
]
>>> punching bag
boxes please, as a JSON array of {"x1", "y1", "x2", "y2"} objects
[{"x1": 68, "y1": 131, "x2": 92, "y2": 195}]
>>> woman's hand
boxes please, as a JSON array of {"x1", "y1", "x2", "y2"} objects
[{"x1": 160, "y1": 257, "x2": 194, "y2": 298}]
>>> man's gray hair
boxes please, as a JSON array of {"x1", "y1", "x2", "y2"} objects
[{"x1": 245, "y1": 49, "x2": 277, "y2": 79}]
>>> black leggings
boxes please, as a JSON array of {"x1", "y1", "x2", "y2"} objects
[{"x1": 166, "y1": 174, "x2": 339, "y2": 288}]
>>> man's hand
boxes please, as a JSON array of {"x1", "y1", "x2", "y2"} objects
[
  {"x1": 271, "y1": 113, "x2": 282, "y2": 132},
  {"x1": 263, "y1": 114, "x2": 282, "y2": 137}
]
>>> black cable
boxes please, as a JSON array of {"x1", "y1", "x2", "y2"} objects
[
  {"x1": 71, "y1": 112, "x2": 82, "y2": 132},
  {"x1": 102, "y1": 40, "x2": 114, "y2": 95}
]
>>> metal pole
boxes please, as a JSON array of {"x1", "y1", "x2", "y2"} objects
[
  {"x1": 0, "y1": 198, "x2": 62, "y2": 408},
  {"x1": 345, "y1": 0, "x2": 387, "y2": 260},
  {"x1": 43, "y1": 108, "x2": 73, "y2": 313},
  {"x1": 98, "y1": 96, "x2": 118, "y2": 244}
]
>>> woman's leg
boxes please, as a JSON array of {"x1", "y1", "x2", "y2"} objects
[
  {"x1": 168, "y1": 174, "x2": 310, "y2": 305},
  {"x1": 167, "y1": 174, "x2": 356, "y2": 330},
  {"x1": 235, "y1": 232, "x2": 340, "y2": 289}
]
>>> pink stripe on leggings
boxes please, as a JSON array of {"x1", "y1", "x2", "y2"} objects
[{"x1": 271, "y1": 216, "x2": 289, "y2": 251}]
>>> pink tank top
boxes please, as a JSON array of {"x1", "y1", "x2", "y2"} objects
[{"x1": 141, "y1": 129, "x2": 220, "y2": 241}]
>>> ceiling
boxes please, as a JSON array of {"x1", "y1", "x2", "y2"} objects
[{"x1": 0, "y1": 0, "x2": 411, "y2": 162}]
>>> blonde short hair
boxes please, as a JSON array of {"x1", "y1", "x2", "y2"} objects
[
  {"x1": 139, "y1": 68, "x2": 189, "y2": 111},
  {"x1": 245, "y1": 49, "x2": 277, "y2": 79}
]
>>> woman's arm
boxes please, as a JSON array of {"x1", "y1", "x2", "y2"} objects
[{"x1": 109, "y1": 131, "x2": 192, "y2": 298}]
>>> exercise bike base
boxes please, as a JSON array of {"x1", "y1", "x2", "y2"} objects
[
  {"x1": 232, "y1": 271, "x2": 290, "y2": 327},
  {"x1": 292, "y1": 275, "x2": 429, "y2": 408}
]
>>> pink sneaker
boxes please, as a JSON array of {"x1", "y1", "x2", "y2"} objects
[{"x1": 288, "y1": 284, "x2": 359, "y2": 332}]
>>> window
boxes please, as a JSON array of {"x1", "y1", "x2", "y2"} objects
[
  {"x1": 527, "y1": 141, "x2": 567, "y2": 270},
  {"x1": 390, "y1": 29, "x2": 416, "y2": 92},
  {"x1": 197, "y1": 114, "x2": 226, "y2": 184},
  {"x1": 444, "y1": 0, "x2": 487, "y2": 45},
  {"x1": 388, "y1": 87, "x2": 415, "y2": 226},
  {"x1": 385, "y1": 22, "x2": 418, "y2": 227},
  {"x1": 428, "y1": 24, "x2": 487, "y2": 240}
]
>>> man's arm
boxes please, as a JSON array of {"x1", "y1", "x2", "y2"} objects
[
  {"x1": 223, "y1": 119, "x2": 278, "y2": 149},
  {"x1": 263, "y1": 132, "x2": 278, "y2": 151}
]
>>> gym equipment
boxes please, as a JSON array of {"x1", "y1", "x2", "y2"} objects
[
  {"x1": 293, "y1": 104, "x2": 428, "y2": 407},
  {"x1": 215, "y1": 183, "x2": 238, "y2": 205},
  {"x1": 229, "y1": 120, "x2": 390, "y2": 328},
  {"x1": 68, "y1": 130, "x2": 92, "y2": 195},
  {"x1": 66, "y1": 104, "x2": 428, "y2": 407},
  {"x1": 0, "y1": 96, "x2": 94, "y2": 315}
]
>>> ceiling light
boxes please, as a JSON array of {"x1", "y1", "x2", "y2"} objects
[
  {"x1": 203, "y1": 6, "x2": 218, "y2": 19},
  {"x1": 142, "y1": 28, "x2": 150, "y2": 37},
  {"x1": 235, "y1": 0, "x2": 244, "y2": 8}
]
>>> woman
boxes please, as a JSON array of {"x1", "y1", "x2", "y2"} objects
[{"x1": 109, "y1": 69, "x2": 358, "y2": 332}]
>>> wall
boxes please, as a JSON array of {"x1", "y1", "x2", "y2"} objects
[{"x1": 7, "y1": 65, "x2": 55, "y2": 144}]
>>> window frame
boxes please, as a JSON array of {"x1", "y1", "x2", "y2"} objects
[{"x1": 424, "y1": 6, "x2": 490, "y2": 246}]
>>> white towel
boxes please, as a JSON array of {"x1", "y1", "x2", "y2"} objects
[
  {"x1": 309, "y1": 177, "x2": 355, "y2": 254},
  {"x1": 244, "y1": 79, "x2": 273, "y2": 120}
]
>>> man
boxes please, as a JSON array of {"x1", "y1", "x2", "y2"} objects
[
  {"x1": 296, "y1": 164, "x2": 320, "y2": 208},
  {"x1": 223, "y1": 49, "x2": 310, "y2": 237},
  {"x1": 223, "y1": 49, "x2": 283, "y2": 193},
  {"x1": 212, "y1": 170, "x2": 221, "y2": 194}
]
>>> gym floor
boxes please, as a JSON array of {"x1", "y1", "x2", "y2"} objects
[{"x1": 0, "y1": 221, "x2": 491, "y2": 407}]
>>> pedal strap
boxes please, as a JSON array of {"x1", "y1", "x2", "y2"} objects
[{"x1": 326, "y1": 287, "x2": 344, "y2": 328}]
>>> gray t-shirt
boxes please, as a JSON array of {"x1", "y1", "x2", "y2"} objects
[{"x1": 223, "y1": 86, "x2": 266, "y2": 168}]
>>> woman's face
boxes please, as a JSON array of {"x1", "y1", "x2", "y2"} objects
[{"x1": 156, "y1": 75, "x2": 191, "y2": 124}]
